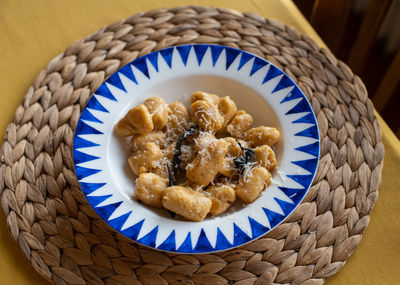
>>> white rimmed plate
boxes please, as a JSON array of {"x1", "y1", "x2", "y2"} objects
[{"x1": 73, "y1": 44, "x2": 320, "y2": 253}]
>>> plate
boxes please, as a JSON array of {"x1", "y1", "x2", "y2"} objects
[{"x1": 73, "y1": 44, "x2": 320, "y2": 253}]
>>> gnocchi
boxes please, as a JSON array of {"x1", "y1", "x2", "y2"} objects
[
  {"x1": 245, "y1": 126, "x2": 280, "y2": 146},
  {"x1": 165, "y1": 101, "x2": 190, "y2": 138},
  {"x1": 130, "y1": 131, "x2": 166, "y2": 151},
  {"x1": 186, "y1": 138, "x2": 227, "y2": 186},
  {"x1": 143, "y1": 97, "x2": 169, "y2": 130},
  {"x1": 115, "y1": 91, "x2": 280, "y2": 221},
  {"x1": 128, "y1": 142, "x2": 163, "y2": 175},
  {"x1": 254, "y1": 145, "x2": 277, "y2": 171},
  {"x1": 218, "y1": 96, "x2": 237, "y2": 131},
  {"x1": 235, "y1": 167, "x2": 272, "y2": 204},
  {"x1": 207, "y1": 185, "x2": 236, "y2": 216},
  {"x1": 162, "y1": 186, "x2": 212, "y2": 222},
  {"x1": 191, "y1": 99, "x2": 224, "y2": 132},
  {"x1": 135, "y1": 173, "x2": 168, "y2": 208},
  {"x1": 226, "y1": 110, "x2": 253, "y2": 138},
  {"x1": 191, "y1": 91, "x2": 220, "y2": 104},
  {"x1": 126, "y1": 104, "x2": 154, "y2": 134},
  {"x1": 115, "y1": 117, "x2": 135, "y2": 137}
]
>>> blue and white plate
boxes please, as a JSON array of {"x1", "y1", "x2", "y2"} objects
[{"x1": 73, "y1": 44, "x2": 320, "y2": 253}]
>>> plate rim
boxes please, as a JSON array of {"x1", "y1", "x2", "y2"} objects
[{"x1": 72, "y1": 44, "x2": 320, "y2": 254}]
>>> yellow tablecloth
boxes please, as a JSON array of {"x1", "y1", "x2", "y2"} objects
[{"x1": 0, "y1": 1, "x2": 399, "y2": 284}]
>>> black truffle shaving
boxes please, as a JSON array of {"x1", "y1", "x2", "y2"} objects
[
  {"x1": 233, "y1": 139, "x2": 255, "y2": 174},
  {"x1": 172, "y1": 124, "x2": 198, "y2": 176}
]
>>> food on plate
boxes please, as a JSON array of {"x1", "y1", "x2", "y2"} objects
[
  {"x1": 162, "y1": 186, "x2": 212, "y2": 222},
  {"x1": 135, "y1": 173, "x2": 168, "y2": 208},
  {"x1": 115, "y1": 91, "x2": 280, "y2": 221},
  {"x1": 206, "y1": 185, "x2": 236, "y2": 216},
  {"x1": 235, "y1": 167, "x2": 272, "y2": 204},
  {"x1": 226, "y1": 110, "x2": 253, "y2": 138}
]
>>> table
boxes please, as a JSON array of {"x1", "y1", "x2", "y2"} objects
[{"x1": 0, "y1": 1, "x2": 399, "y2": 284}]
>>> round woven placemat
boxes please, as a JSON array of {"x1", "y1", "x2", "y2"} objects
[{"x1": 0, "y1": 6, "x2": 384, "y2": 285}]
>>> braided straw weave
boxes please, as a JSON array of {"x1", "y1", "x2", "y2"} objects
[{"x1": 0, "y1": 6, "x2": 384, "y2": 285}]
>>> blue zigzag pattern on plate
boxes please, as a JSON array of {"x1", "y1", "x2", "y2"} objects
[
  {"x1": 160, "y1": 47, "x2": 174, "y2": 68},
  {"x1": 147, "y1": 52, "x2": 159, "y2": 72},
  {"x1": 215, "y1": 228, "x2": 232, "y2": 250},
  {"x1": 248, "y1": 217, "x2": 270, "y2": 238},
  {"x1": 95, "y1": 201, "x2": 123, "y2": 222},
  {"x1": 281, "y1": 86, "x2": 303, "y2": 103},
  {"x1": 73, "y1": 44, "x2": 320, "y2": 253},
  {"x1": 177, "y1": 45, "x2": 191, "y2": 66},
  {"x1": 73, "y1": 150, "x2": 100, "y2": 165},
  {"x1": 119, "y1": 64, "x2": 138, "y2": 85},
  {"x1": 292, "y1": 112, "x2": 316, "y2": 124},
  {"x1": 121, "y1": 219, "x2": 144, "y2": 241},
  {"x1": 107, "y1": 73, "x2": 127, "y2": 93},
  {"x1": 108, "y1": 211, "x2": 132, "y2": 231},
  {"x1": 285, "y1": 99, "x2": 311, "y2": 115},
  {"x1": 238, "y1": 52, "x2": 254, "y2": 70},
  {"x1": 75, "y1": 166, "x2": 101, "y2": 180},
  {"x1": 292, "y1": 158, "x2": 319, "y2": 174},
  {"x1": 177, "y1": 232, "x2": 193, "y2": 252},
  {"x1": 193, "y1": 45, "x2": 208, "y2": 66},
  {"x1": 295, "y1": 125, "x2": 319, "y2": 139},
  {"x1": 233, "y1": 223, "x2": 252, "y2": 246},
  {"x1": 86, "y1": 194, "x2": 112, "y2": 207},
  {"x1": 132, "y1": 56, "x2": 150, "y2": 78},
  {"x1": 279, "y1": 187, "x2": 306, "y2": 204},
  {"x1": 80, "y1": 108, "x2": 103, "y2": 124},
  {"x1": 210, "y1": 45, "x2": 224, "y2": 66},
  {"x1": 79, "y1": 182, "x2": 106, "y2": 195},
  {"x1": 85, "y1": 95, "x2": 109, "y2": 113},
  {"x1": 75, "y1": 120, "x2": 103, "y2": 135},
  {"x1": 138, "y1": 226, "x2": 159, "y2": 248},
  {"x1": 73, "y1": 136, "x2": 99, "y2": 149},
  {"x1": 296, "y1": 142, "x2": 319, "y2": 157},
  {"x1": 96, "y1": 83, "x2": 119, "y2": 101},
  {"x1": 250, "y1": 57, "x2": 268, "y2": 76},
  {"x1": 225, "y1": 48, "x2": 241, "y2": 70},
  {"x1": 194, "y1": 229, "x2": 214, "y2": 253},
  {"x1": 158, "y1": 230, "x2": 176, "y2": 251}
]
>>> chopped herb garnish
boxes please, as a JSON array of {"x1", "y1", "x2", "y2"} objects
[
  {"x1": 233, "y1": 139, "x2": 255, "y2": 174},
  {"x1": 173, "y1": 124, "x2": 198, "y2": 176}
]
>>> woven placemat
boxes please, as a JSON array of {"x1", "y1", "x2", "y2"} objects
[{"x1": 0, "y1": 6, "x2": 384, "y2": 285}]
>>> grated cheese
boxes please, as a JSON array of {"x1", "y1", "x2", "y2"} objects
[{"x1": 116, "y1": 93, "x2": 280, "y2": 221}]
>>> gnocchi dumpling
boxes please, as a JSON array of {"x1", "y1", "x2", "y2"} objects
[
  {"x1": 115, "y1": 117, "x2": 135, "y2": 137},
  {"x1": 218, "y1": 96, "x2": 237, "y2": 131},
  {"x1": 114, "y1": 93, "x2": 280, "y2": 221},
  {"x1": 130, "y1": 131, "x2": 166, "y2": 151},
  {"x1": 226, "y1": 110, "x2": 253, "y2": 138},
  {"x1": 224, "y1": 137, "x2": 244, "y2": 157},
  {"x1": 162, "y1": 186, "x2": 212, "y2": 222},
  {"x1": 135, "y1": 173, "x2": 168, "y2": 208},
  {"x1": 191, "y1": 91, "x2": 220, "y2": 104},
  {"x1": 245, "y1": 126, "x2": 280, "y2": 146},
  {"x1": 191, "y1": 100, "x2": 224, "y2": 132},
  {"x1": 254, "y1": 145, "x2": 277, "y2": 171},
  {"x1": 219, "y1": 157, "x2": 235, "y2": 177},
  {"x1": 206, "y1": 185, "x2": 236, "y2": 216},
  {"x1": 186, "y1": 138, "x2": 227, "y2": 186},
  {"x1": 128, "y1": 142, "x2": 163, "y2": 175},
  {"x1": 126, "y1": 104, "x2": 154, "y2": 135},
  {"x1": 235, "y1": 167, "x2": 271, "y2": 204},
  {"x1": 165, "y1": 101, "x2": 190, "y2": 138},
  {"x1": 144, "y1": 97, "x2": 169, "y2": 130}
]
